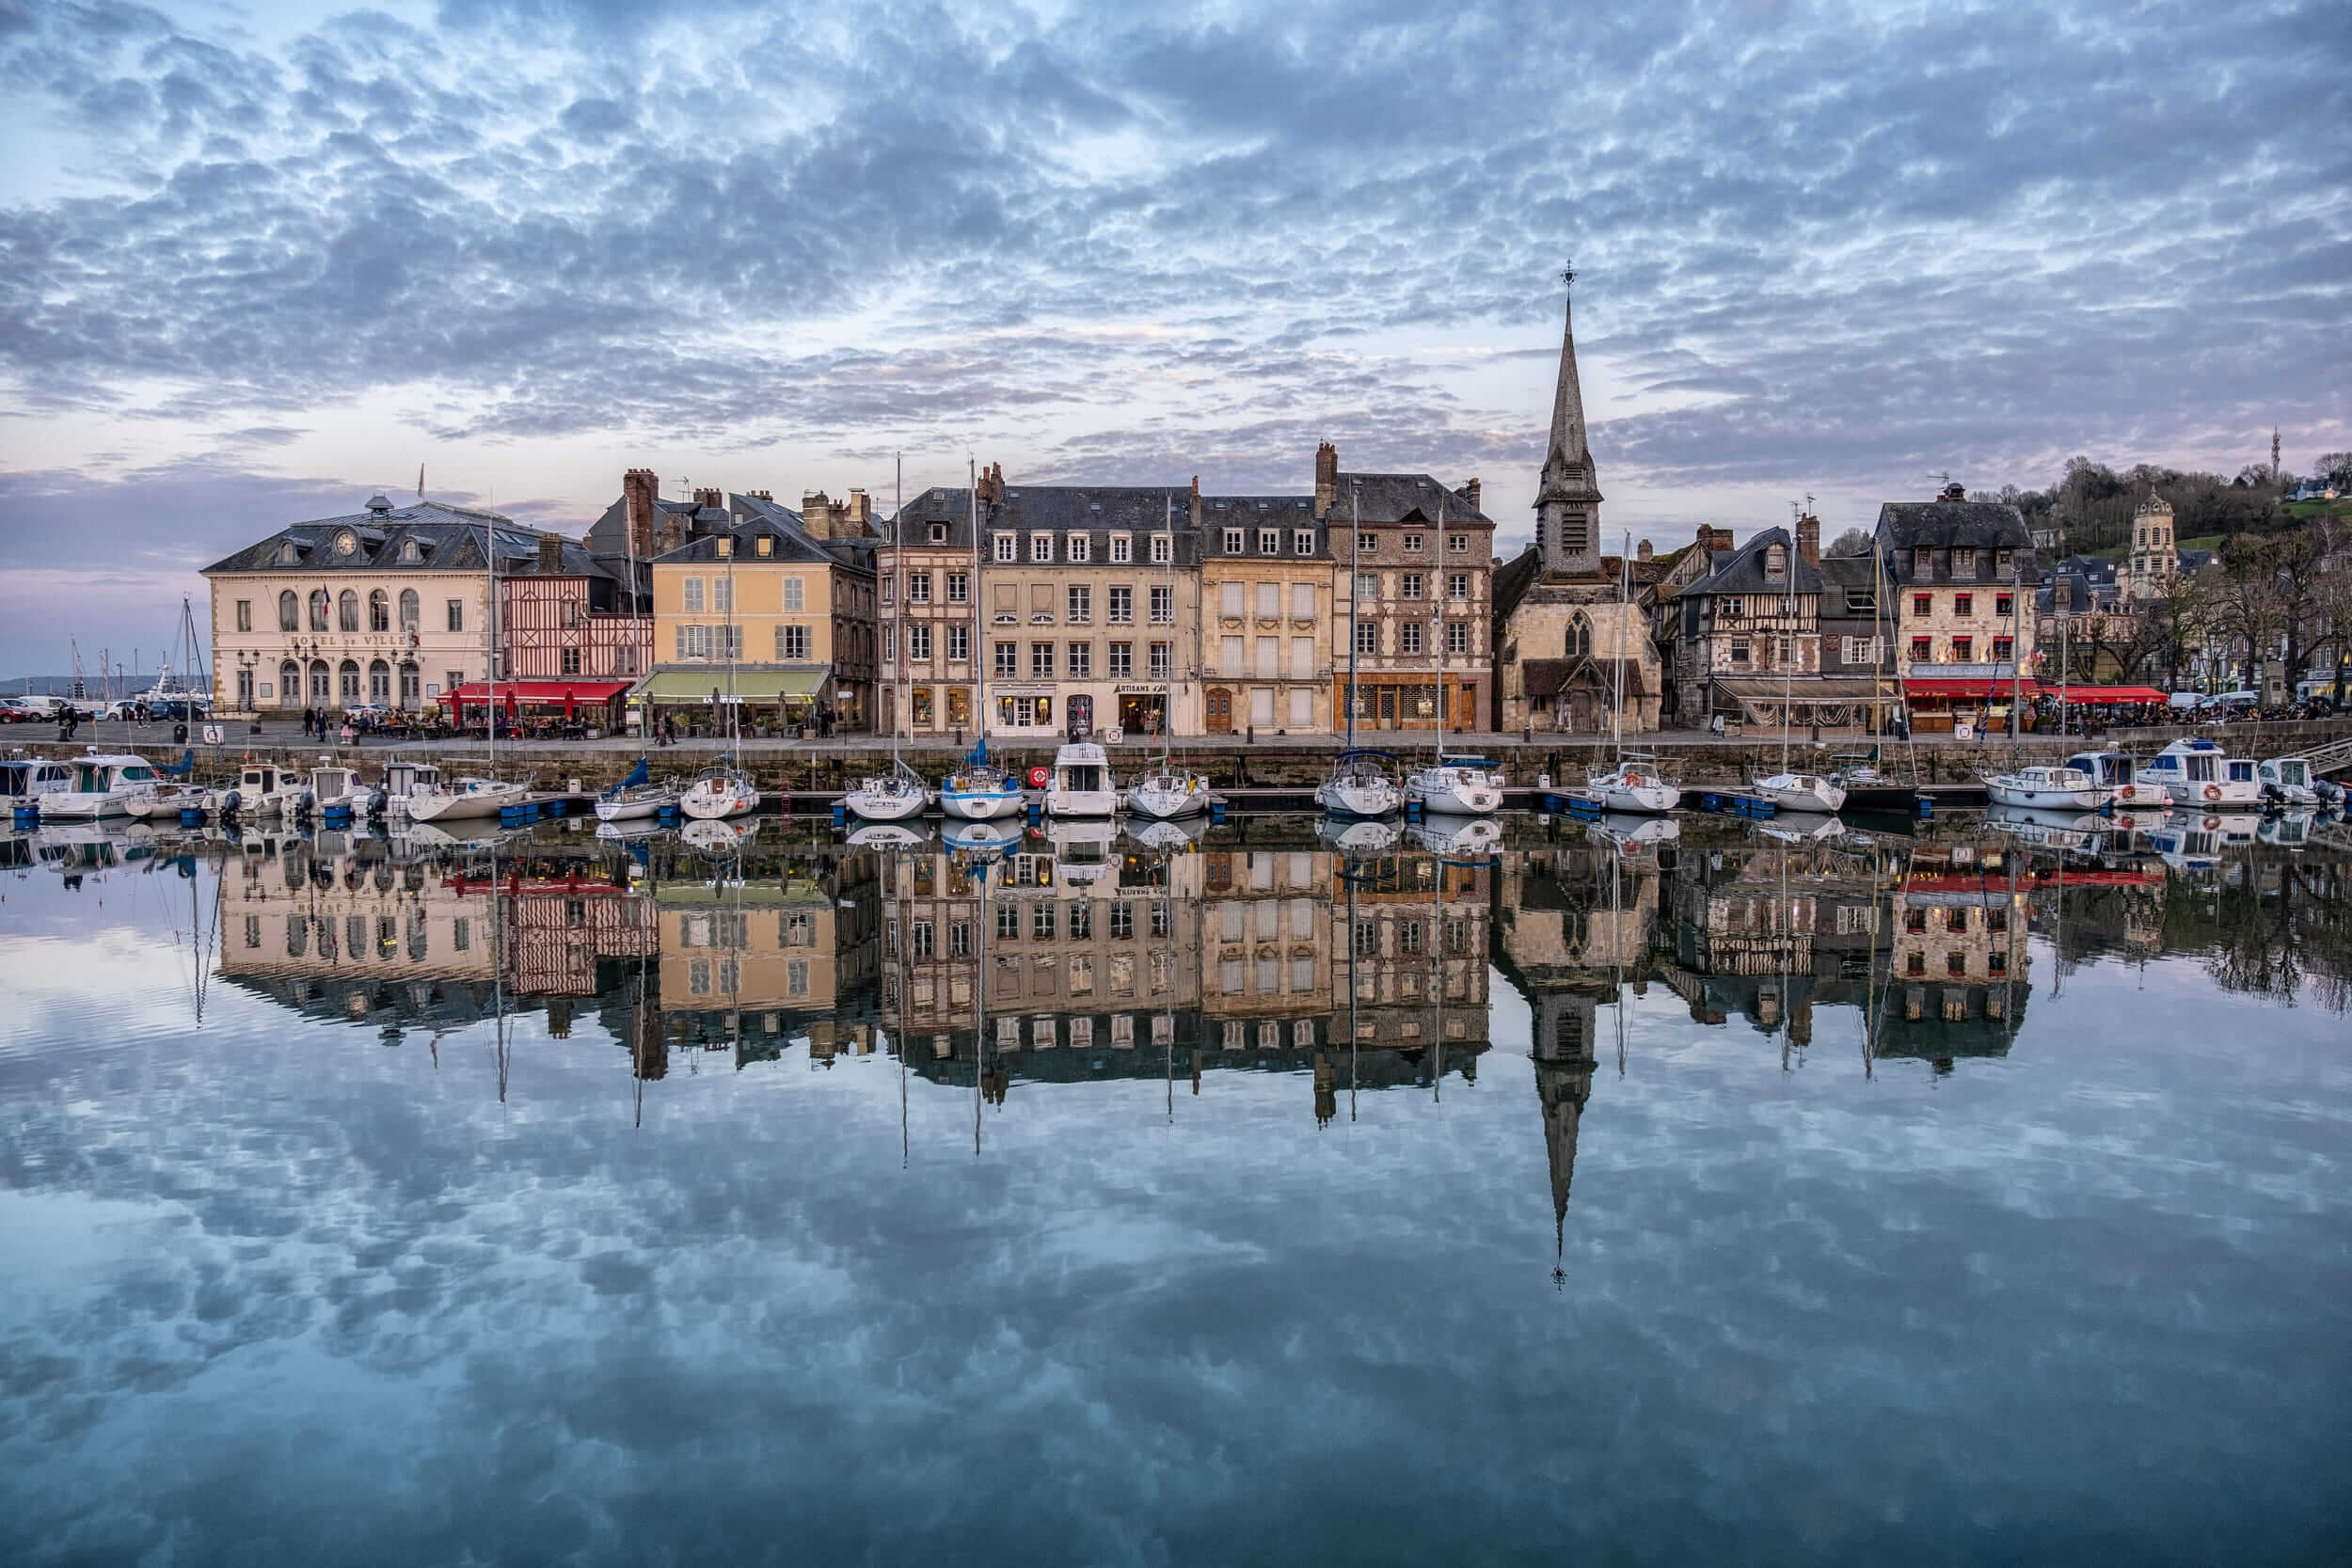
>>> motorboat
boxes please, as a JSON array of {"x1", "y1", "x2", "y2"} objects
[
  {"x1": 229, "y1": 759, "x2": 309, "y2": 816},
  {"x1": 379, "y1": 760, "x2": 440, "y2": 818},
  {"x1": 0, "y1": 755, "x2": 76, "y2": 813},
  {"x1": 2062, "y1": 751, "x2": 2151, "y2": 806},
  {"x1": 596, "y1": 757, "x2": 679, "y2": 822},
  {"x1": 1316, "y1": 816, "x2": 1402, "y2": 855},
  {"x1": 1125, "y1": 815, "x2": 1209, "y2": 851},
  {"x1": 2258, "y1": 755, "x2": 2323, "y2": 806},
  {"x1": 1406, "y1": 755, "x2": 1504, "y2": 816},
  {"x1": 124, "y1": 782, "x2": 223, "y2": 820},
  {"x1": 1045, "y1": 741, "x2": 1116, "y2": 817},
  {"x1": 1980, "y1": 765, "x2": 2110, "y2": 811},
  {"x1": 679, "y1": 764, "x2": 759, "y2": 820},
  {"x1": 40, "y1": 752, "x2": 162, "y2": 818},
  {"x1": 939, "y1": 746, "x2": 1027, "y2": 821},
  {"x1": 1585, "y1": 756, "x2": 1680, "y2": 815},
  {"x1": 2135, "y1": 736, "x2": 2260, "y2": 808},
  {"x1": 310, "y1": 762, "x2": 383, "y2": 819},
  {"x1": 405, "y1": 774, "x2": 531, "y2": 822},
  {"x1": 1127, "y1": 765, "x2": 1213, "y2": 820},
  {"x1": 1043, "y1": 817, "x2": 1118, "y2": 883},
  {"x1": 844, "y1": 760, "x2": 934, "y2": 822},
  {"x1": 1316, "y1": 749, "x2": 1404, "y2": 818},
  {"x1": 846, "y1": 821, "x2": 933, "y2": 848},
  {"x1": 2258, "y1": 810, "x2": 2316, "y2": 848},
  {"x1": 1750, "y1": 770, "x2": 1846, "y2": 814},
  {"x1": 1411, "y1": 811, "x2": 1502, "y2": 858}
]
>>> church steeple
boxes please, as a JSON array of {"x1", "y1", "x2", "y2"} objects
[{"x1": 1536, "y1": 264, "x2": 1603, "y2": 578}]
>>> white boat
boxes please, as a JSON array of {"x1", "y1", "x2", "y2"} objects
[
  {"x1": 940, "y1": 753, "x2": 1027, "y2": 819},
  {"x1": 680, "y1": 764, "x2": 759, "y2": 820},
  {"x1": 2135, "y1": 736, "x2": 2261, "y2": 807},
  {"x1": 2258, "y1": 810, "x2": 2316, "y2": 847},
  {"x1": 681, "y1": 816, "x2": 758, "y2": 851},
  {"x1": 596, "y1": 784, "x2": 678, "y2": 822},
  {"x1": 593, "y1": 817, "x2": 666, "y2": 843},
  {"x1": 1756, "y1": 813, "x2": 1845, "y2": 845},
  {"x1": 405, "y1": 774, "x2": 531, "y2": 822},
  {"x1": 1981, "y1": 764, "x2": 2110, "y2": 811},
  {"x1": 1045, "y1": 741, "x2": 1117, "y2": 816},
  {"x1": 310, "y1": 762, "x2": 383, "y2": 818},
  {"x1": 1043, "y1": 816, "x2": 1118, "y2": 881},
  {"x1": 1125, "y1": 815, "x2": 1209, "y2": 851},
  {"x1": 40, "y1": 752, "x2": 162, "y2": 818},
  {"x1": 847, "y1": 821, "x2": 933, "y2": 848},
  {"x1": 1586, "y1": 757, "x2": 1679, "y2": 815},
  {"x1": 942, "y1": 817, "x2": 1025, "y2": 855},
  {"x1": 2062, "y1": 751, "x2": 2152, "y2": 806},
  {"x1": 1317, "y1": 815, "x2": 1402, "y2": 854},
  {"x1": 1317, "y1": 749, "x2": 1405, "y2": 818},
  {"x1": 1128, "y1": 765, "x2": 1212, "y2": 820},
  {"x1": 1588, "y1": 812, "x2": 1680, "y2": 851},
  {"x1": 1751, "y1": 771, "x2": 1846, "y2": 814},
  {"x1": 230, "y1": 759, "x2": 311, "y2": 816},
  {"x1": 845, "y1": 760, "x2": 934, "y2": 822},
  {"x1": 1407, "y1": 755, "x2": 1504, "y2": 816},
  {"x1": 1411, "y1": 811, "x2": 1502, "y2": 857},
  {"x1": 2259, "y1": 755, "x2": 2322, "y2": 805},
  {"x1": 1988, "y1": 804, "x2": 2116, "y2": 849},
  {"x1": 124, "y1": 782, "x2": 223, "y2": 820},
  {"x1": 0, "y1": 755, "x2": 76, "y2": 812},
  {"x1": 398, "y1": 819, "x2": 515, "y2": 852}
]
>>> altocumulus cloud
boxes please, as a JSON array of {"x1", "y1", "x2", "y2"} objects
[{"x1": 0, "y1": 0, "x2": 2346, "y2": 668}]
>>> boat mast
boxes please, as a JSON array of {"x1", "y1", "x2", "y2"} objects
[
  {"x1": 969, "y1": 456, "x2": 983, "y2": 761},
  {"x1": 1432, "y1": 489, "x2": 1446, "y2": 768},
  {"x1": 485, "y1": 515, "x2": 498, "y2": 778},
  {"x1": 1613, "y1": 534, "x2": 1629, "y2": 762},
  {"x1": 1345, "y1": 485, "x2": 1360, "y2": 750},
  {"x1": 893, "y1": 452, "x2": 906, "y2": 767},
  {"x1": 1781, "y1": 511, "x2": 1796, "y2": 777},
  {"x1": 1162, "y1": 495, "x2": 1175, "y2": 770},
  {"x1": 2008, "y1": 553, "x2": 2023, "y2": 756}
]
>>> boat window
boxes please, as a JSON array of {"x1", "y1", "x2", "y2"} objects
[{"x1": 119, "y1": 767, "x2": 155, "y2": 782}]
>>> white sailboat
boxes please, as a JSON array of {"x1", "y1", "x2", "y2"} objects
[
  {"x1": 1406, "y1": 487, "x2": 1504, "y2": 816},
  {"x1": 1751, "y1": 541, "x2": 1845, "y2": 815},
  {"x1": 596, "y1": 757, "x2": 678, "y2": 822},
  {"x1": 413, "y1": 517, "x2": 530, "y2": 821},
  {"x1": 1128, "y1": 501, "x2": 1214, "y2": 819},
  {"x1": 850, "y1": 464, "x2": 937, "y2": 824},
  {"x1": 680, "y1": 522, "x2": 760, "y2": 821},
  {"x1": 939, "y1": 458, "x2": 1026, "y2": 821},
  {"x1": 1586, "y1": 534, "x2": 1680, "y2": 815},
  {"x1": 1317, "y1": 483, "x2": 1404, "y2": 818}
]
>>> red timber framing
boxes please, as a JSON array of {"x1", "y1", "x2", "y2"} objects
[{"x1": 500, "y1": 577, "x2": 651, "y2": 683}]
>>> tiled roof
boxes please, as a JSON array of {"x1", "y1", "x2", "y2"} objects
[
  {"x1": 1335, "y1": 472, "x2": 1493, "y2": 527},
  {"x1": 202, "y1": 499, "x2": 540, "y2": 576},
  {"x1": 1681, "y1": 526, "x2": 1823, "y2": 598},
  {"x1": 1875, "y1": 499, "x2": 2032, "y2": 550}
]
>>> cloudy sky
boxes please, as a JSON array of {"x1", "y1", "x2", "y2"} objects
[{"x1": 1, "y1": 0, "x2": 2347, "y2": 676}]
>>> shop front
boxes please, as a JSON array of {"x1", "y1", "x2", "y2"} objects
[
  {"x1": 444, "y1": 679, "x2": 632, "y2": 736},
  {"x1": 1115, "y1": 683, "x2": 1169, "y2": 738},
  {"x1": 629, "y1": 668, "x2": 833, "y2": 736},
  {"x1": 1901, "y1": 676, "x2": 2042, "y2": 736},
  {"x1": 1329, "y1": 677, "x2": 1479, "y2": 732},
  {"x1": 1708, "y1": 676, "x2": 1891, "y2": 736}
]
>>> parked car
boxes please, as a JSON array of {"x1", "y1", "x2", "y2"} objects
[{"x1": 2, "y1": 695, "x2": 90, "y2": 722}]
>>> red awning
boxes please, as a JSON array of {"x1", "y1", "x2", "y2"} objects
[
  {"x1": 1903, "y1": 679, "x2": 2042, "y2": 700},
  {"x1": 445, "y1": 680, "x2": 631, "y2": 707},
  {"x1": 2048, "y1": 685, "x2": 2167, "y2": 704}
]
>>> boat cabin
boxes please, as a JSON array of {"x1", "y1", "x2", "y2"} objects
[
  {"x1": 240, "y1": 762, "x2": 291, "y2": 796},
  {"x1": 70, "y1": 754, "x2": 158, "y2": 793},
  {"x1": 2063, "y1": 752, "x2": 2137, "y2": 793},
  {"x1": 0, "y1": 758, "x2": 74, "y2": 804},
  {"x1": 383, "y1": 761, "x2": 440, "y2": 798},
  {"x1": 1053, "y1": 743, "x2": 1108, "y2": 795}
]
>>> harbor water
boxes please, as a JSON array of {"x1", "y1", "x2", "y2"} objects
[{"x1": 1, "y1": 812, "x2": 2347, "y2": 1565}]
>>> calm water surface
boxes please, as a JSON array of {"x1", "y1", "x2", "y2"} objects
[{"x1": 2, "y1": 813, "x2": 2348, "y2": 1566}]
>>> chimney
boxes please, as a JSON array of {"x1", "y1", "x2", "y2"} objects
[
  {"x1": 1938, "y1": 481, "x2": 1966, "y2": 503},
  {"x1": 1695, "y1": 523, "x2": 1716, "y2": 557},
  {"x1": 1189, "y1": 474, "x2": 1201, "y2": 531},
  {"x1": 1461, "y1": 477, "x2": 1481, "y2": 513},
  {"x1": 1796, "y1": 513, "x2": 1820, "y2": 568},
  {"x1": 1313, "y1": 441, "x2": 1338, "y2": 519},
  {"x1": 536, "y1": 532, "x2": 564, "y2": 577},
  {"x1": 746, "y1": 488, "x2": 773, "y2": 501},
  {"x1": 622, "y1": 468, "x2": 658, "y2": 560},
  {"x1": 847, "y1": 488, "x2": 873, "y2": 535},
  {"x1": 975, "y1": 463, "x2": 1006, "y2": 507},
  {"x1": 800, "y1": 491, "x2": 835, "y2": 540},
  {"x1": 1636, "y1": 538, "x2": 1653, "y2": 563},
  {"x1": 693, "y1": 485, "x2": 723, "y2": 513}
]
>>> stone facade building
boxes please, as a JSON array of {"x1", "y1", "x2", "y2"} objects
[
  {"x1": 1875, "y1": 484, "x2": 2038, "y2": 732},
  {"x1": 1199, "y1": 486, "x2": 1335, "y2": 736},
  {"x1": 2120, "y1": 492, "x2": 2179, "y2": 605},
  {"x1": 1321, "y1": 449, "x2": 1496, "y2": 735}
]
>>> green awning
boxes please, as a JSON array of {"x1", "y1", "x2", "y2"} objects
[{"x1": 632, "y1": 668, "x2": 830, "y2": 704}]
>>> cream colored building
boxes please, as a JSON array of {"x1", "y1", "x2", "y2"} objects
[
  {"x1": 2121, "y1": 493, "x2": 2179, "y2": 605},
  {"x1": 1197, "y1": 494, "x2": 1336, "y2": 736}
]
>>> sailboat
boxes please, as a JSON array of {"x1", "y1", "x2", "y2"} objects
[
  {"x1": 411, "y1": 516, "x2": 528, "y2": 821},
  {"x1": 1317, "y1": 481, "x2": 1404, "y2": 818},
  {"x1": 1585, "y1": 534, "x2": 1680, "y2": 814},
  {"x1": 680, "y1": 519, "x2": 760, "y2": 821},
  {"x1": 1129, "y1": 498, "x2": 1213, "y2": 819},
  {"x1": 939, "y1": 458, "x2": 1027, "y2": 821},
  {"x1": 1752, "y1": 530, "x2": 1846, "y2": 815},
  {"x1": 850, "y1": 458, "x2": 938, "y2": 823},
  {"x1": 596, "y1": 756, "x2": 678, "y2": 821},
  {"x1": 1406, "y1": 488, "x2": 1503, "y2": 816}
]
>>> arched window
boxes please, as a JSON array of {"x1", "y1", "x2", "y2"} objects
[
  {"x1": 338, "y1": 659, "x2": 361, "y2": 705},
  {"x1": 338, "y1": 590, "x2": 359, "y2": 632},
  {"x1": 278, "y1": 660, "x2": 301, "y2": 707},
  {"x1": 309, "y1": 589, "x2": 331, "y2": 632},
  {"x1": 309, "y1": 659, "x2": 331, "y2": 705},
  {"x1": 278, "y1": 591, "x2": 299, "y2": 632},
  {"x1": 1565, "y1": 613, "x2": 1591, "y2": 660},
  {"x1": 369, "y1": 590, "x2": 389, "y2": 632},
  {"x1": 368, "y1": 659, "x2": 390, "y2": 705},
  {"x1": 398, "y1": 589, "x2": 420, "y2": 631}
]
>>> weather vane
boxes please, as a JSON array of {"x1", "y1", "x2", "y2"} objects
[{"x1": 1561, "y1": 259, "x2": 1577, "y2": 289}]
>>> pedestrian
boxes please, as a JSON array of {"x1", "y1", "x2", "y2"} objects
[
  {"x1": 340, "y1": 718, "x2": 355, "y2": 747},
  {"x1": 1709, "y1": 711, "x2": 1725, "y2": 739}
]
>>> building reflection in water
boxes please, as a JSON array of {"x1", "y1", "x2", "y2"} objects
[{"x1": 192, "y1": 806, "x2": 2352, "y2": 1264}]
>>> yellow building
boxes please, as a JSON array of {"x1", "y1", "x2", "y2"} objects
[
  {"x1": 642, "y1": 497, "x2": 880, "y2": 732},
  {"x1": 1197, "y1": 493, "x2": 1337, "y2": 736}
]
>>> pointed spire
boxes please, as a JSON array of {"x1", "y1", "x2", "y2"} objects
[
  {"x1": 1534, "y1": 265, "x2": 1602, "y2": 573},
  {"x1": 1542, "y1": 278, "x2": 1594, "y2": 491}
]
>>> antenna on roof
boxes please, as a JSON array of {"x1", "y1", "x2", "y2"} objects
[{"x1": 417, "y1": 464, "x2": 425, "y2": 500}]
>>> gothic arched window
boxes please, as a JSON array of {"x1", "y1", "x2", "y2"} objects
[{"x1": 1565, "y1": 613, "x2": 1591, "y2": 660}]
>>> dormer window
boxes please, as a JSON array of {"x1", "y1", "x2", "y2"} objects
[
  {"x1": 1067, "y1": 534, "x2": 1091, "y2": 563},
  {"x1": 1257, "y1": 529, "x2": 1279, "y2": 554},
  {"x1": 1764, "y1": 545, "x2": 1787, "y2": 579},
  {"x1": 1223, "y1": 529, "x2": 1244, "y2": 553},
  {"x1": 276, "y1": 541, "x2": 300, "y2": 565},
  {"x1": 1953, "y1": 546, "x2": 1977, "y2": 574},
  {"x1": 400, "y1": 539, "x2": 421, "y2": 563},
  {"x1": 715, "y1": 537, "x2": 733, "y2": 559},
  {"x1": 993, "y1": 533, "x2": 1016, "y2": 563},
  {"x1": 755, "y1": 535, "x2": 772, "y2": 557},
  {"x1": 1914, "y1": 546, "x2": 1933, "y2": 575},
  {"x1": 1029, "y1": 534, "x2": 1054, "y2": 563},
  {"x1": 930, "y1": 523, "x2": 948, "y2": 545}
]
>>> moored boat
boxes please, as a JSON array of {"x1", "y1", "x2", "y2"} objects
[
  {"x1": 1751, "y1": 770, "x2": 1847, "y2": 814},
  {"x1": 596, "y1": 758, "x2": 678, "y2": 822},
  {"x1": 2062, "y1": 750, "x2": 2149, "y2": 805},
  {"x1": 2135, "y1": 737, "x2": 2260, "y2": 807},
  {"x1": 1127, "y1": 765, "x2": 1213, "y2": 820},
  {"x1": 845, "y1": 760, "x2": 934, "y2": 822},
  {"x1": 1586, "y1": 756, "x2": 1679, "y2": 815},
  {"x1": 0, "y1": 755, "x2": 76, "y2": 814},
  {"x1": 1045, "y1": 741, "x2": 1116, "y2": 817},
  {"x1": 679, "y1": 764, "x2": 759, "y2": 820},
  {"x1": 2258, "y1": 755, "x2": 2321, "y2": 806},
  {"x1": 40, "y1": 752, "x2": 161, "y2": 818},
  {"x1": 1406, "y1": 755, "x2": 1504, "y2": 816},
  {"x1": 1316, "y1": 749, "x2": 1404, "y2": 818},
  {"x1": 406, "y1": 774, "x2": 530, "y2": 822},
  {"x1": 1981, "y1": 764, "x2": 2110, "y2": 811}
]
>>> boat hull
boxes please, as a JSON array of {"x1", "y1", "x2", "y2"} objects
[
  {"x1": 1984, "y1": 780, "x2": 2109, "y2": 811},
  {"x1": 939, "y1": 788, "x2": 1025, "y2": 821},
  {"x1": 1406, "y1": 774, "x2": 1501, "y2": 816},
  {"x1": 595, "y1": 789, "x2": 677, "y2": 822},
  {"x1": 406, "y1": 785, "x2": 525, "y2": 822},
  {"x1": 1752, "y1": 774, "x2": 1848, "y2": 814},
  {"x1": 1315, "y1": 779, "x2": 1402, "y2": 818},
  {"x1": 680, "y1": 783, "x2": 759, "y2": 820},
  {"x1": 844, "y1": 784, "x2": 932, "y2": 821},
  {"x1": 38, "y1": 792, "x2": 143, "y2": 819},
  {"x1": 1126, "y1": 783, "x2": 1209, "y2": 819},
  {"x1": 1587, "y1": 780, "x2": 1679, "y2": 815},
  {"x1": 1045, "y1": 789, "x2": 1118, "y2": 818}
]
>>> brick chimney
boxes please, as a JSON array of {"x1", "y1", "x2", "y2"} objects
[
  {"x1": 1796, "y1": 513, "x2": 1820, "y2": 567},
  {"x1": 975, "y1": 463, "x2": 1006, "y2": 507},
  {"x1": 1460, "y1": 477, "x2": 1481, "y2": 513},
  {"x1": 801, "y1": 490, "x2": 836, "y2": 540},
  {"x1": 1189, "y1": 474, "x2": 1201, "y2": 531},
  {"x1": 622, "y1": 468, "x2": 658, "y2": 560},
  {"x1": 1636, "y1": 538, "x2": 1653, "y2": 563},
  {"x1": 536, "y1": 532, "x2": 564, "y2": 576},
  {"x1": 1313, "y1": 442, "x2": 1338, "y2": 519},
  {"x1": 846, "y1": 488, "x2": 873, "y2": 535},
  {"x1": 692, "y1": 485, "x2": 723, "y2": 513}
]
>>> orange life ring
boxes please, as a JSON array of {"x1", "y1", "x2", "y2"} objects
[
  {"x1": 2202, "y1": 784, "x2": 2222, "y2": 801},
  {"x1": 1027, "y1": 766, "x2": 1051, "y2": 788},
  {"x1": 2202, "y1": 815, "x2": 2221, "y2": 832}
]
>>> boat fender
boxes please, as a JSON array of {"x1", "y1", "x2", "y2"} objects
[
  {"x1": 2202, "y1": 784, "x2": 2222, "y2": 801},
  {"x1": 1028, "y1": 767, "x2": 1050, "y2": 788}
]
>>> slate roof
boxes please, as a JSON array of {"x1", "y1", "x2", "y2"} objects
[
  {"x1": 885, "y1": 484, "x2": 1206, "y2": 566},
  {"x1": 1199, "y1": 494, "x2": 1327, "y2": 559},
  {"x1": 651, "y1": 515, "x2": 866, "y2": 572},
  {"x1": 1875, "y1": 499, "x2": 2033, "y2": 550},
  {"x1": 202, "y1": 499, "x2": 550, "y2": 577},
  {"x1": 1678, "y1": 526, "x2": 1823, "y2": 598},
  {"x1": 1491, "y1": 546, "x2": 1544, "y2": 625},
  {"x1": 1334, "y1": 472, "x2": 1493, "y2": 528}
]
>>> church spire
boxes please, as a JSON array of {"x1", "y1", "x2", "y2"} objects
[{"x1": 1535, "y1": 263, "x2": 1602, "y2": 576}]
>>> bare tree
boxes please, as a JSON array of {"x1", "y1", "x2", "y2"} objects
[{"x1": 1824, "y1": 527, "x2": 1873, "y2": 557}]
